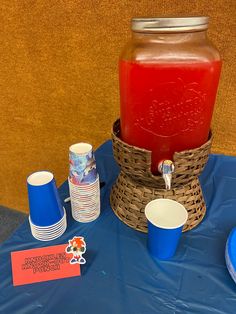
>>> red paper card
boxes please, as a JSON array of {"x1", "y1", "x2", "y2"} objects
[{"x1": 11, "y1": 244, "x2": 81, "y2": 286}]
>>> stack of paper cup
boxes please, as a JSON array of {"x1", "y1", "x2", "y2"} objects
[
  {"x1": 68, "y1": 143, "x2": 100, "y2": 223},
  {"x1": 27, "y1": 171, "x2": 67, "y2": 241}
]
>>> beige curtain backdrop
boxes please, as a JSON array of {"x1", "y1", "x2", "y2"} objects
[{"x1": 0, "y1": 0, "x2": 235, "y2": 213}]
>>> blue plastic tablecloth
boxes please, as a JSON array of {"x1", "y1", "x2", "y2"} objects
[{"x1": 0, "y1": 141, "x2": 236, "y2": 314}]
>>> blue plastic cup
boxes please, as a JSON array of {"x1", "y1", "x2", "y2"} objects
[
  {"x1": 27, "y1": 171, "x2": 64, "y2": 227},
  {"x1": 145, "y1": 199, "x2": 188, "y2": 260}
]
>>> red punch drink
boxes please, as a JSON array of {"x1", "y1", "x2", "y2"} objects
[
  {"x1": 120, "y1": 60, "x2": 221, "y2": 172},
  {"x1": 119, "y1": 17, "x2": 222, "y2": 173}
]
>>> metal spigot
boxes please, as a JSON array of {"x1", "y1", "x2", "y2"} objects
[{"x1": 158, "y1": 160, "x2": 175, "y2": 190}]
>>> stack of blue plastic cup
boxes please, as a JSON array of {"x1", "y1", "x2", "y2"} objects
[{"x1": 27, "y1": 171, "x2": 67, "y2": 241}]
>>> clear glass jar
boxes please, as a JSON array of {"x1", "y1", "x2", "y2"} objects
[{"x1": 119, "y1": 17, "x2": 222, "y2": 173}]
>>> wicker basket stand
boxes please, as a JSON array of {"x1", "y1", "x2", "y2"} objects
[{"x1": 110, "y1": 119, "x2": 213, "y2": 233}]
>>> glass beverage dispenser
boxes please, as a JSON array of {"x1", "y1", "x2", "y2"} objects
[{"x1": 119, "y1": 17, "x2": 222, "y2": 176}]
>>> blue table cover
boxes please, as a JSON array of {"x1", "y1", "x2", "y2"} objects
[{"x1": 0, "y1": 141, "x2": 236, "y2": 314}]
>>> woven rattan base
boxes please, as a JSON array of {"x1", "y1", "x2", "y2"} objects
[
  {"x1": 110, "y1": 119, "x2": 212, "y2": 233},
  {"x1": 110, "y1": 171, "x2": 206, "y2": 233}
]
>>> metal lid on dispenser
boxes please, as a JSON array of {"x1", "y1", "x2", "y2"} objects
[{"x1": 132, "y1": 17, "x2": 209, "y2": 33}]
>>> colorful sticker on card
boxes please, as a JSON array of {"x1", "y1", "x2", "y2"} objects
[{"x1": 65, "y1": 236, "x2": 86, "y2": 264}]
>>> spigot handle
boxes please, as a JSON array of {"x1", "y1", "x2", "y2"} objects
[{"x1": 158, "y1": 160, "x2": 175, "y2": 190}]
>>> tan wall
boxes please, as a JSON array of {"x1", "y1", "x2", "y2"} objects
[{"x1": 0, "y1": 0, "x2": 235, "y2": 213}]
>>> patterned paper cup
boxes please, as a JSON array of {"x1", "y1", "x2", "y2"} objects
[
  {"x1": 69, "y1": 176, "x2": 100, "y2": 223},
  {"x1": 69, "y1": 143, "x2": 98, "y2": 185}
]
